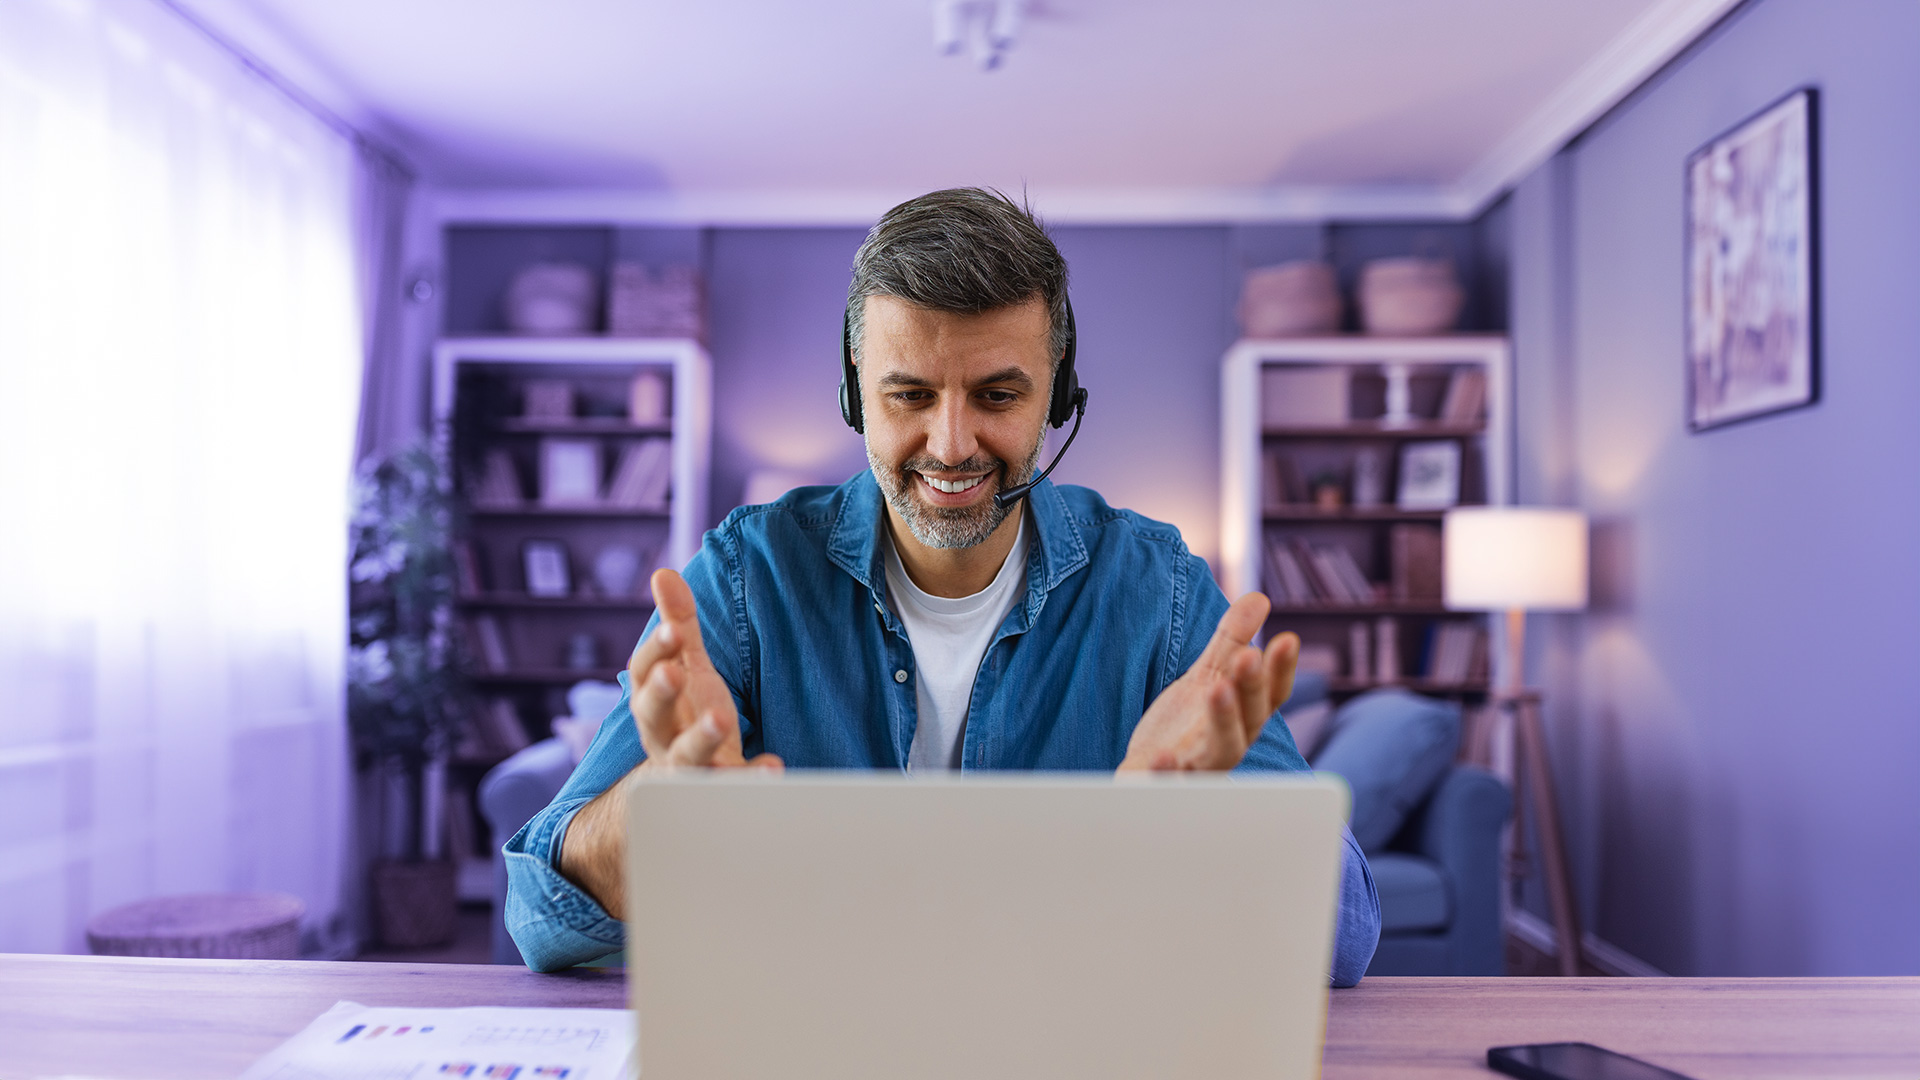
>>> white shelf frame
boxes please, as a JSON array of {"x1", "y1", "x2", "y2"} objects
[
  {"x1": 431, "y1": 336, "x2": 713, "y2": 570},
  {"x1": 1219, "y1": 335, "x2": 1513, "y2": 600}
]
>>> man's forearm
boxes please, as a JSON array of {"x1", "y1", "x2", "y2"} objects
[{"x1": 556, "y1": 767, "x2": 638, "y2": 919}]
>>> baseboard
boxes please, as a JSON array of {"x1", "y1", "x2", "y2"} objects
[{"x1": 1506, "y1": 910, "x2": 1669, "y2": 977}]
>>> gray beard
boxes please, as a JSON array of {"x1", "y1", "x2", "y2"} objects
[{"x1": 867, "y1": 436, "x2": 1045, "y2": 549}]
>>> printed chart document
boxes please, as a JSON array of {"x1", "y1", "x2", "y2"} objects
[{"x1": 240, "y1": 1001, "x2": 634, "y2": 1080}]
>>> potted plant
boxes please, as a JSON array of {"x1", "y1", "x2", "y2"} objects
[{"x1": 347, "y1": 441, "x2": 469, "y2": 949}]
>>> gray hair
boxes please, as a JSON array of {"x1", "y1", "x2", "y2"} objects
[{"x1": 846, "y1": 188, "x2": 1070, "y2": 369}]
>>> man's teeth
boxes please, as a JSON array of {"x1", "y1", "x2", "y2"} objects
[{"x1": 922, "y1": 474, "x2": 985, "y2": 494}]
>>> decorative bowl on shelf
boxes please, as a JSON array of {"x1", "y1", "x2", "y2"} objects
[
  {"x1": 1238, "y1": 260, "x2": 1342, "y2": 337},
  {"x1": 1357, "y1": 257, "x2": 1464, "y2": 336},
  {"x1": 505, "y1": 262, "x2": 598, "y2": 335}
]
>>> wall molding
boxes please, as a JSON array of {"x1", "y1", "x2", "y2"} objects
[
  {"x1": 1508, "y1": 910, "x2": 1671, "y2": 978},
  {"x1": 427, "y1": 183, "x2": 1470, "y2": 228},
  {"x1": 1451, "y1": 0, "x2": 1746, "y2": 211}
]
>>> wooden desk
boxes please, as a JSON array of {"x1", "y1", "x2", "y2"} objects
[{"x1": 3, "y1": 955, "x2": 1916, "y2": 1079}]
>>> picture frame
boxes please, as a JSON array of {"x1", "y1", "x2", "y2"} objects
[
  {"x1": 539, "y1": 437, "x2": 603, "y2": 507},
  {"x1": 1685, "y1": 87, "x2": 1819, "y2": 432},
  {"x1": 1396, "y1": 440, "x2": 1461, "y2": 510},
  {"x1": 522, "y1": 539, "x2": 572, "y2": 598}
]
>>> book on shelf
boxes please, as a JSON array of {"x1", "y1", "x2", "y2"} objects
[
  {"x1": 1421, "y1": 621, "x2": 1488, "y2": 684},
  {"x1": 472, "y1": 449, "x2": 524, "y2": 508},
  {"x1": 1347, "y1": 621, "x2": 1372, "y2": 682},
  {"x1": 607, "y1": 436, "x2": 672, "y2": 510},
  {"x1": 1262, "y1": 448, "x2": 1304, "y2": 508},
  {"x1": 1373, "y1": 616, "x2": 1401, "y2": 683},
  {"x1": 470, "y1": 614, "x2": 511, "y2": 672},
  {"x1": 540, "y1": 438, "x2": 603, "y2": 507},
  {"x1": 1296, "y1": 643, "x2": 1340, "y2": 678},
  {"x1": 1262, "y1": 534, "x2": 1380, "y2": 606},
  {"x1": 451, "y1": 539, "x2": 487, "y2": 597},
  {"x1": 1263, "y1": 536, "x2": 1315, "y2": 606},
  {"x1": 1389, "y1": 523, "x2": 1444, "y2": 603},
  {"x1": 481, "y1": 697, "x2": 531, "y2": 755},
  {"x1": 1439, "y1": 368, "x2": 1487, "y2": 425}
]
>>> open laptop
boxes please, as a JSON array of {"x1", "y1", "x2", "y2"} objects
[{"x1": 626, "y1": 771, "x2": 1348, "y2": 1080}]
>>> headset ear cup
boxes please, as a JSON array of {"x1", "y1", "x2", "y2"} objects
[
  {"x1": 840, "y1": 374, "x2": 863, "y2": 433},
  {"x1": 1049, "y1": 297, "x2": 1080, "y2": 428},
  {"x1": 840, "y1": 310, "x2": 863, "y2": 433}
]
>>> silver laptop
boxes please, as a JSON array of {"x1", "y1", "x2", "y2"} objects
[{"x1": 626, "y1": 771, "x2": 1348, "y2": 1080}]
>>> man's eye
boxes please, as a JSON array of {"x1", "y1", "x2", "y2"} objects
[
  {"x1": 891, "y1": 390, "x2": 932, "y2": 405},
  {"x1": 980, "y1": 390, "x2": 1018, "y2": 406}
]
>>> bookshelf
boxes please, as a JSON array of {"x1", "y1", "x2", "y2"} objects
[
  {"x1": 432, "y1": 336, "x2": 712, "y2": 746},
  {"x1": 1220, "y1": 336, "x2": 1511, "y2": 699}
]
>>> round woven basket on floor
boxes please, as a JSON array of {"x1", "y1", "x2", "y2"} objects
[{"x1": 86, "y1": 892, "x2": 304, "y2": 960}]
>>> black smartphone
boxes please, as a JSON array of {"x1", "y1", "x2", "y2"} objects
[{"x1": 1488, "y1": 1042, "x2": 1698, "y2": 1080}]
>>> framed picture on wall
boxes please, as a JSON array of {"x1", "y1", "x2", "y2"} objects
[{"x1": 1685, "y1": 87, "x2": 1819, "y2": 432}]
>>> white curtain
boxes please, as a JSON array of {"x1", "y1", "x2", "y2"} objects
[{"x1": 0, "y1": 0, "x2": 362, "y2": 954}]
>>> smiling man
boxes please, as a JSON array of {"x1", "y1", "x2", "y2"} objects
[{"x1": 503, "y1": 188, "x2": 1380, "y2": 983}]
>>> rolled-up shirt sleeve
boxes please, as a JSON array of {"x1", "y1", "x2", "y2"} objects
[{"x1": 502, "y1": 793, "x2": 625, "y2": 972}]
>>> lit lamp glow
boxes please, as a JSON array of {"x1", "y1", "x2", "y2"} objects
[
  {"x1": 1440, "y1": 505, "x2": 1589, "y2": 976},
  {"x1": 1443, "y1": 507, "x2": 1588, "y2": 690}
]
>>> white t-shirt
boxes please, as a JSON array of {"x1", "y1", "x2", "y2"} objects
[{"x1": 882, "y1": 514, "x2": 1030, "y2": 772}]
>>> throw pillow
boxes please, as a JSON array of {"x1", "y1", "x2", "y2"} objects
[{"x1": 1311, "y1": 688, "x2": 1460, "y2": 851}]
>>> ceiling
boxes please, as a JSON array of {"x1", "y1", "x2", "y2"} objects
[{"x1": 175, "y1": 0, "x2": 1741, "y2": 223}]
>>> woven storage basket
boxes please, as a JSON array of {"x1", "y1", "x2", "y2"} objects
[{"x1": 86, "y1": 892, "x2": 303, "y2": 959}]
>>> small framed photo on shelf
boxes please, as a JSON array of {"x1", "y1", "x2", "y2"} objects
[
  {"x1": 540, "y1": 438, "x2": 603, "y2": 507},
  {"x1": 1685, "y1": 87, "x2": 1819, "y2": 432},
  {"x1": 522, "y1": 539, "x2": 572, "y2": 598},
  {"x1": 1396, "y1": 440, "x2": 1461, "y2": 510}
]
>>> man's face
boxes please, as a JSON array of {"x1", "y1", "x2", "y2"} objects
[{"x1": 858, "y1": 294, "x2": 1053, "y2": 549}]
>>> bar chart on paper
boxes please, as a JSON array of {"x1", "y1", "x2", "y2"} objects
[{"x1": 238, "y1": 1002, "x2": 634, "y2": 1080}]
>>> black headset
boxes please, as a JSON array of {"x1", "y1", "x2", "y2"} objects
[{"x1": 839, "y1": 298, "x2": 1090, "y2": 509}]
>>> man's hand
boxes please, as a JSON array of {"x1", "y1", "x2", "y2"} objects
[
  {"x1": 556, "y1": 568, "x2": 780, "y2": 918},
  {"x1": 1119, "y1": 592, "x2": 1299, "y2": 773},
  {"x1": 626, "y1": 567, "x2": 782, "y2": 773}
]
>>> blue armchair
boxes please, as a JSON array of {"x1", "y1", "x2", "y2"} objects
[{"x1": 1290, "y1": 676, "x2": 1513, "y2": 977}]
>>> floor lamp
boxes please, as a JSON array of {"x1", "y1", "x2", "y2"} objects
[{"x1": 1443, "y1": 507, "x2": 1588, "y2": 977}]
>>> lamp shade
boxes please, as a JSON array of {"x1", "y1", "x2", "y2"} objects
[{"x1": 1443, "y1": 507, "x2": 1588, "y2": 611}]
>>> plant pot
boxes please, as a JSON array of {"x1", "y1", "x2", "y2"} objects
[{"x1": 370, "y1": 858, "x2": 458, "y2": 949}]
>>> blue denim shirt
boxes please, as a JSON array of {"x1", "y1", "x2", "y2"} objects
[{"x1": 505, "y1": 472, "x2": 1380, "y2": 983}]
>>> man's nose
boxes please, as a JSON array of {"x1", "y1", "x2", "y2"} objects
[{"x1": 923, "y1": 396, "x2": 979, "y2": 467}]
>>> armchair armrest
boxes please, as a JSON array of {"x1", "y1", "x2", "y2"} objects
[{"x1": 1405, "y1": 765, "x2": 1512, "y2": 975}]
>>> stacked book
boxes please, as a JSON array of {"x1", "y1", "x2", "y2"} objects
[
  {"x1": 1263, "y1": 535, "x2": 1378, "y2": 607},
  {"x1": 1423, "y1": 622, "x2": 1489, "y2": 684},
  {"x1": 606, "y1": 437, "x2": 672, "y2": 510},
  {"x1": 1439, "y1": 368, "x2": 1487, "y2": 425}
]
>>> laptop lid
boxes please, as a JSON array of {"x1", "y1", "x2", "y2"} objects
[{"x1": 626, "y1": 771, "x2": 1348, "y2": 1080}]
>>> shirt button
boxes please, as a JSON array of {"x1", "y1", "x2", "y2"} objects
[
  {"x1": 894, "y1": 669, "x2": 909, "y2": 684},
  {"x1": 874, "y1": 602, "x2": 885, "y2": 615}
]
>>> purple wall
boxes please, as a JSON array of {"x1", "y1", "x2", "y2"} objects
[
  {"x1": 704, "y1": 227, "x2": 871, "y2": 515},
  {"x1": 1508, "y1": 0, "x2": 1920, "y2": 975}
]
